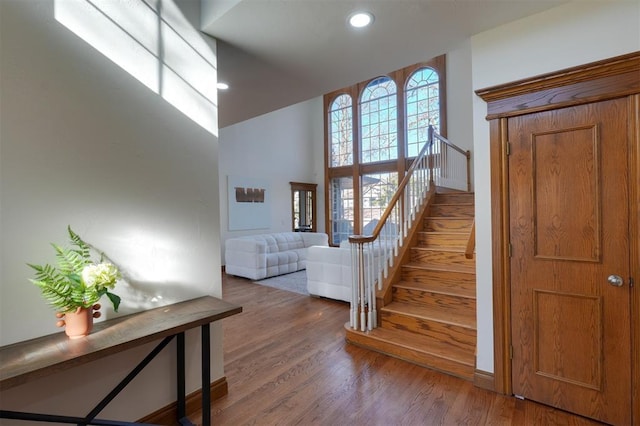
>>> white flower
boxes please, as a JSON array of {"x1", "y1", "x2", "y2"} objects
[{"x1": 81, "y1": 263, "x2": 120, "y2": 289}]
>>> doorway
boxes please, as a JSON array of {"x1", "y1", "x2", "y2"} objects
[
  {"x1": 508, "y1": 99, "x2": 631, "y2": 424},
  {"x1": 476, "y1": 51, "x2": 640, "y2": 424}
]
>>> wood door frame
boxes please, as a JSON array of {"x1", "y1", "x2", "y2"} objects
[{"x1": 476, "y1": 51, "x2": 640, "y2": 421}]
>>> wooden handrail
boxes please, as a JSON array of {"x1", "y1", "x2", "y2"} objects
[
  {"x1": 350, "y1": 127, "x2": 470, "y2": 244},
  {"x1": 350, "y1": 127, "x2": 436, "y2": 244},
  {"x1": 465, "y1": 219, "x2": 476, "y2": 259},
  {"x1": 438, "y1": 133, "x2": 469, "y2": 156}
]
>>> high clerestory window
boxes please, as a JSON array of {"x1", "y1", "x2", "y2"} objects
[{"x1": 324, "y1": 55, "x2": 446, "y2": 246}]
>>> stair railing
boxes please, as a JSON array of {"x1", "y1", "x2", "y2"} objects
[
  {"x1": 349, "y1": 126, "x2": 470, "y2": 332},
  {"x1": 430, "y1": 130, "x2": 472, "y2": 192}
]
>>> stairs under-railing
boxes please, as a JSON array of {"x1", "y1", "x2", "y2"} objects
[{"x1": 349, "y1": 126, "x2": 471, "y2": 332}]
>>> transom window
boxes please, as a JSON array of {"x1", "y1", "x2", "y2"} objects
[{"x1": 324, "y1": 56, "x2": 446, "y2": 246}]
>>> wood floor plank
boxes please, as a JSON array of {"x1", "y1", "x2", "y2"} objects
[{"x1": 187, "y1": 273, "x2": 605, "y2": 426}]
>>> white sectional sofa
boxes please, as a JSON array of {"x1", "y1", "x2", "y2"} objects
[{"x1": 224, "y1": 232, "x2": 328, "y2": 280}]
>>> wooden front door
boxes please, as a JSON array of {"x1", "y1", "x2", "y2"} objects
[{"x1": 508, "y1": 98, "x2": 631, "y2": 424}]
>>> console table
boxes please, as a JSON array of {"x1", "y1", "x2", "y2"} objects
[{"x1": 0, "y1": 295, "x2": 242, "y2": 425}]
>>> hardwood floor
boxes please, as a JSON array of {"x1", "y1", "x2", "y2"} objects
[{"x1": 191, "y1": 273, "x2": 603, "y2": 425}]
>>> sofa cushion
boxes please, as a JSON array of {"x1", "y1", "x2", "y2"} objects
[
  {"x1": 267, "y1": 233, "x2": 305, "y2": 253},
  {"x1": 266, "y1": 251, "x2": 298, "y2": 267}
]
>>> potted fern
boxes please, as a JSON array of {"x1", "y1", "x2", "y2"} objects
[{"x1": 28, "y1": 226, "x2": 121, "y2": 338}]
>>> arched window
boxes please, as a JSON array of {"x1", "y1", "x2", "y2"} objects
[
  {"x1": 405, "y1": 67, "x2": 439, "y2": 157},
  {"x1": 323, "y1": 56, "x2": 446, "y2": 245},
  {"x1": 329, "y1": 94, "x2": 353, "y2": 167},
  {"x1": 360, "y1": 76, "x2": 397, "y2": 163}
]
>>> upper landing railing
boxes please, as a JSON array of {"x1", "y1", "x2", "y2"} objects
[{"x1": 349, "y1": 126, "x2": 471, "y2": 332}]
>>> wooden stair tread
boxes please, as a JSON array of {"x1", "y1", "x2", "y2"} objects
[
  {"x1": 434, "y1": 193, "x2": 474, "y2": 201},
  {"x1": 428, "y1": 206, "x2": 474, "y2": 211},
  {"x1": 413, "y1": 246, "x2": 468, "y2": 253},
  {"x1": 431, "y1": 202, "x2": 474, "y2": 207},
  {"x1": 347, "y1": 325, "x2": 475, "y2": 365},
  {"x1": 345, "y1": 325, "x2": 475, "y2": 381},
  {"x1": 383, "y1": 301, "x2": 476, "y2": 329},
  {"x1": 424, "y1": 216, "x2": 474, "y2": 221},
  {"x1": 394, "y1": 280, "x2": 476, "y2": 300},
  {"x1": 403, "y1": 262, "x2": 475, "y2": 274},
  {"x1": 420, "y1": 230, "x2": 468, "y2": 235},
  {"x1": 423, "y1": 218, "x2": 474, "y2": 232},
  {"x1": 418, "y1": 231, "x2": 469, "y2": 246},
  {"x1": 430, "y1": 203, "x2": 474, "y2": 208},
  {"x1": 416, "y1": 245, "x2": 467, "y2": 252},
  {"x1": 419, "y1": 231, "x2": 469, "y2": 239}
]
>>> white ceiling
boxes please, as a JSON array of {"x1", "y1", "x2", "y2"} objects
[{"x1": 201, "y1": 0, "x2": 568, "y2": 128}]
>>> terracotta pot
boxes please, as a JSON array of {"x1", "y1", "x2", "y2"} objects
[{"x1": 61, "y1": 307, "x2": 94, "y2": 339}]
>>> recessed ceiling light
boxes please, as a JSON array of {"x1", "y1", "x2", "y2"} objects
[
  {"x1": 348, "y1": 12, "x2": 374, "y2": 28},
  {"x1": 216, "y1": 82, "x2": 229, "y2": 90}
]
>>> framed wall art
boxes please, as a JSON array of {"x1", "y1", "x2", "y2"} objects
[{"x1": 227, "y1": 175, "x2": 271, "y2": 231}]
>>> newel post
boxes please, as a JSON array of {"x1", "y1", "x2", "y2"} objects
[
  {"x1": 428, "y1": 125, "x2": 435, "y2": 186},
  {"x1": 349, "y1": 235, "x2": 377, "y2": 331}
]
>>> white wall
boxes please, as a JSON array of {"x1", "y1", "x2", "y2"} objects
[
  {"x1": 471, "y1": 0, "x2": 640, "y2": 373},
  {"x1": 446, "y1": 40, "x2": 475, "y2": 188},
  {"x1": 0, "y1": 0, "x2": 223, "y2": 422},
  {"x1": 218, "y1": 97, "x2": 325, "y2": 262}
]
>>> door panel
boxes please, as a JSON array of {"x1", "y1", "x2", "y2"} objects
[
  {"x1": 509, "y1": 99, "x2": 631, "y2": 425},
  {"x1": 532, "y1": 125, "x2": 601, "y2": 262}
]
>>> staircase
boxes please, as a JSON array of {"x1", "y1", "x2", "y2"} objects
[{"x1": 346, "y1": 191, "x2": 476, "y2": 380}]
